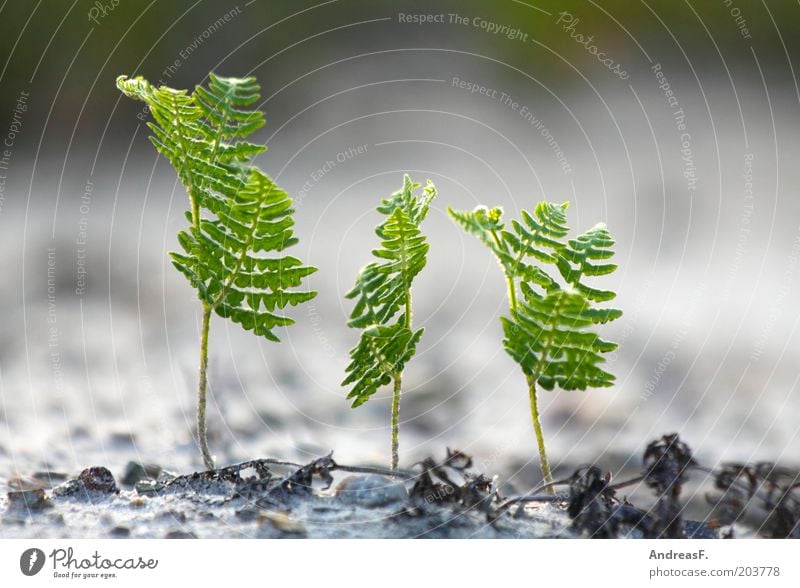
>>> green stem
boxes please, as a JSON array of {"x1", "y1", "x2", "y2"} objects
[
  {"x1": 506, "y1": 274, "x2": 517, "y2": 310},
  {"x1": 391, "y1": 372, "x2": 402, "y2": 472},
  {"x1": 526, "y1": 373, "x2": 553, "y2": 491},
  {"x1": 492, "y1": 221, "x2": 554, "y2": 492},
  {"x1": 390, "y1": 285, "x2": 412, "y2": 472},
  {"x1": 489, "y1": 229, "x2": 505, "y2": 252},
  {"x1": 190, "y1": 190, "x2": 200, "y2": 228},
  {"x1": 386, "y1": 224, "x2": 413, "y2": 472},
  {"x1": 197, "y1": 304, "x2": 214, "y2": 471}
]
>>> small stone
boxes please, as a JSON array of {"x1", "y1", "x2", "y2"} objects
[
  {"x1": 53, "y1": 467, "x2": 119, "y2": 497},
  {"x1": 121, "y1": 462, "x2": 162, "y2": 486},
  {"x1": 129, "y1": 497, "x2": 147, "y2": 508},
  {"x1": 159, "y1": 510, "x2": 187, "y2": 524},
  {"x1": 32, "y1": 471, "x2": 69, "y2": 484},
  {"x1": 257, "y1": 511, "x2": 306, "y2": 535},
  {"x1": 109, "y1": 526, "x2": 130, "y2": 538},
  {"x1": 79, "y1": 467, "x2": 119, "y2": 493},
  {"x1": 134, "y1": 479, "x2": 165, "y2": 495},
  {"x1": 7, "y1": 489, "x2": 52, "y2": 511},
  {"x1": 236, "y1": 507, "x2": 260, "y2": 522},
  {"x1": 336, "y1": 475, "x2": 407, "y2": 507},
  {"x1": 165, "y1": 530, "x2": 196, "y2": 539}
]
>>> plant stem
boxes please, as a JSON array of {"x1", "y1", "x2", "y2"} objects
[
  {"x1": 404, "y1": 286, "x2": 412, "y2": 328},
  {"x1": 391, "y1": 371, "x2": 402, "y2": 472},
  {"x1": 190, "y1": 193, "x2": 200, "y2": 228},
  {"x1": 197, "y1": 303, "x2": 214, "y2": 470},
  {"x1": 389, "y1": 278, "x2": 412, "y2": 473},
  {"x1": 526, "y1": 373, "x2": 553, "y2": 491},
  {"x1": 501, "y1": 262, "x2": 550, "y2": 491},
  {"x1": 506, "y1": 274, "x2": 517, "y2": 310}
]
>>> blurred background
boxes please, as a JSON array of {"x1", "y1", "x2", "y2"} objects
[{"x1": 1, "y1": 0, "x2": 799, "y2": 503}]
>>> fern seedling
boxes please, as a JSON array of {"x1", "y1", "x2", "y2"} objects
[
  {"x1": 448, "y1": 202, "x2": 621, "y2": 486},
  {"x1": 117, "y1": 73, "x2": 317, "y2": 470},
  {"x1": 343, "y1": 175, "x2": 436, "y2": 471}
]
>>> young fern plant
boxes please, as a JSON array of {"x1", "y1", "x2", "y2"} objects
[
  {"x1": 343, "y1": 175, "x2": 436, "y2": 471},
  {"x1": 448, "y1": 202, "x2": 621, "y2": 486},
  {"x1": 117, "y1": 73, "x2": 317, "y2": 470}
]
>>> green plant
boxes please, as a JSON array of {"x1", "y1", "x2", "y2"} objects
[
  {"x1": 117, "y1": 73, "x2": 317, "y2": 470},
  {"x1": 343, "y1": 175, "x2": 436, "y2": 471},
  {"x1": 448, "y1": 202, "x2": 621, "y2": 486}
]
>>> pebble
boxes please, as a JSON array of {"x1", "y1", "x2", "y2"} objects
[
  {"x1": 257, "y1": 511, "x2": 306, "y2": 535},
  {"x1": 159, "y1": 509, "x2": 187, "y2": 524},
  {"x1": 32, "y1": 471, "x2": 69, "y2": 484},
  {"x1": 109, "y1": 526, "x2": 131, "y2": 538},
  {"x1": 335, "y1": 475, "x2": 408, "y2": 507},
  {"x1": 53, "y1": 467, "x2": 120, "y2": 497},
  {"x1": 121, "y1": 462, "x2": 163, "y2": 487},
  {"x1": 79, "y1": 467, "x2": 120, "y2": 493},
  {"x1": 8, "y1": 472, "x2": 69, "y2": 491},
  {"x1": 6, "y1": 489, "x2": 52, "y2": 511},
  {"x1": 165, "y1": 530, "x2": 197, "y2": 539},
  {"x1": 235, "y1": 507, "x2": 260, "y2": 522},
  {"x1": 135, "y1": 479, "x2": 165, "y2": 495}
]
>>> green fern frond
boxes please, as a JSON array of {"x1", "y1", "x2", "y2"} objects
[
  {"x1": 118, "y1": 72, "x2": 316, "y2": 470},
  {"x1": 447, "y1": 202, "x2": 620, "y2": 381},
  {"x1": 117, "y1": 76, "x2": 204, "y2": 192},
  {"x1": 343, "y1": 175, "x2": 434, "y2": 407},
  {"x1": 346, "y1": 207, "x2": 429, "y2": 329},
  {"x1": 117, "y1": 74, "x2": 315, "y2": 337},
  {"x1": 448, "y1": 199, "x2": 621, "y2": 485},
  {"x1": 343, "y1": 324, "x2": 423, "y2": 408},
  {"x1": 447, "y1": 202, "x2": 570, "y2": 292},
  {"x1": 116, "y1": 75, "x2": 268, "y2": 216},
  {"x1": 377, "y1": 174, "x2": 437, "y2": 224},
  {"x1": 447, "y1": 205, "x2": 505, "y2": 254},
  {"x1": 343, "y1": 175, "x2": 436, "y2": 470},
  {"x1": 170, "y1": 169, "x2": 316, "y2": 342},
  {"x1": 194, "y1": 73, "x2": 266, "y2": 141},
  {"x1": 556, "y1": 222, "x2": 618, "y2": 302},
  {"x1": 501, "y1": 285, "x2": 618, "y2": 391}
]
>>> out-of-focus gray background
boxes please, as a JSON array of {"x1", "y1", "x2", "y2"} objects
[{"x1": 1, "y1": 0, "x2": 799, "y2": 494}]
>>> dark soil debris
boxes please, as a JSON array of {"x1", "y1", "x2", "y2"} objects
[
  {"x1": 566, "y1": 466, "x2": 619, "y2": 538},
  {"x1": 2, "y1": 433, "x2": 798, "y2": 538},
  {"x1": 708, "y1": 462, "x2": 800, "y2": 538},
  {"x1": 642, "y1": 433, "x2": 696, "y2": 538}
]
